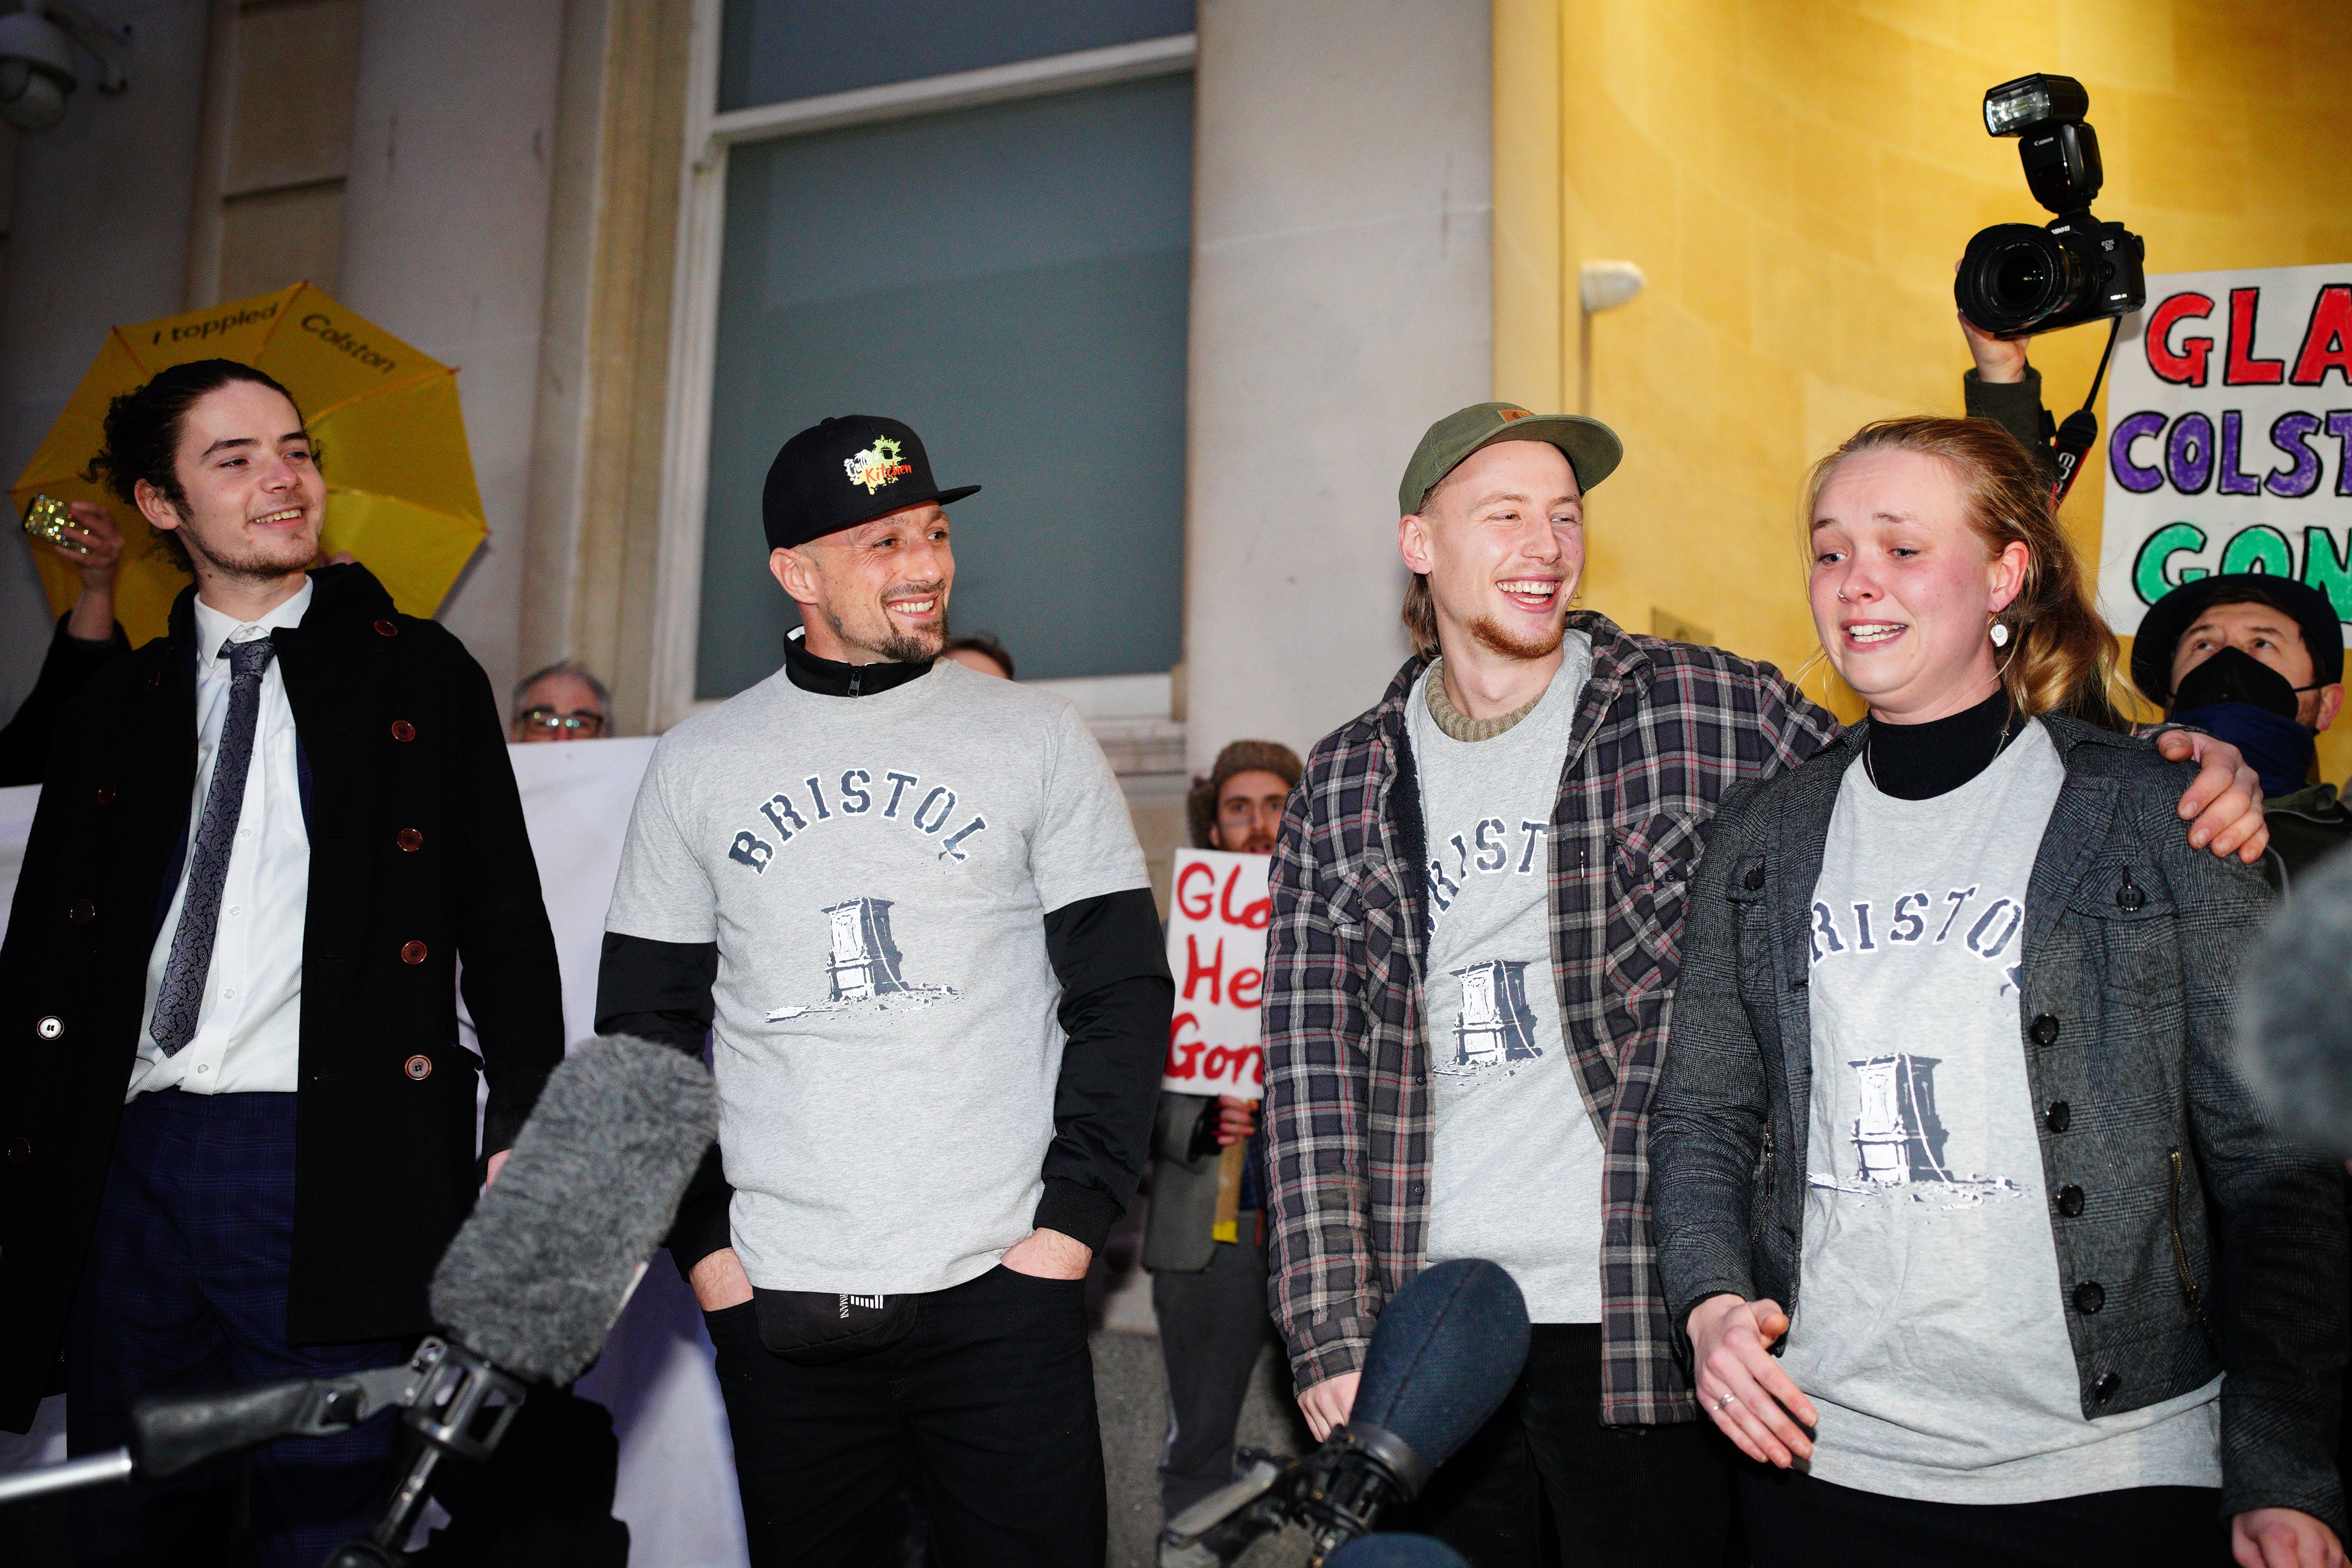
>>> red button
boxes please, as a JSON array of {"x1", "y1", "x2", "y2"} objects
[
  {"x1": 390, "y1": 720, "x2": 416, "y2": 743},
  {"x1": 403, "y1": 1055, "x2": 433, "y2": 1081},
  {"x1": 144, "y1": 670, "x2": 162, "y2": 694},
  {"x1": 374, "y1": 619, "x2": 399, "y2": 638},
  {"x1": 396, "y1": 828, "x2": 423, "y2": 852},
  {"x1": 400, "y1": 940, "x2": 427, "y2": 964},
  {"x1": 5, "y1": 1138, "x2": 28, "y2": 1165},
  {"x1": 66, "y1": 900, "x2": 95, "y2": 925},
  {"x1": 95, "y1": 782, "x2": 116, "y2": 804}
]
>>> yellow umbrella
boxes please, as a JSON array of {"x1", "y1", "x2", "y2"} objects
[{"x1": 12, "y1": 282, "x2": 486, "y2": 647}]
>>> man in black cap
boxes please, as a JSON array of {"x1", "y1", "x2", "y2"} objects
[
  {"x1": 594, "y1": 414, "x2": 1172, "y2": 1567},
  {"x1": 2133, "y1": 573, "x2": 2351, "y2": 885}
]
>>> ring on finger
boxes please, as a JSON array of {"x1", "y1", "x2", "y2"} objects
[{"x1": 1712, "y1": 1392, "x2": 1739, "y2": 1412}]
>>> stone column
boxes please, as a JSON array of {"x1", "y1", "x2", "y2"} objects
[
  {"x1": 1181, "y1": 0, "x2": 1492, "y2": 770},
  {"x1": 338, "y1": 0, "x2": 568, "y2": 701}
]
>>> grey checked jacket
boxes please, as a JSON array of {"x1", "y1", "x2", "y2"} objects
[
  {"x1": 1262, "y1": 613, "x2": 1841, "y2": 1426},
  {"x1": 1652, "y1": 716, "x2": 2347, "y2": 1531}
]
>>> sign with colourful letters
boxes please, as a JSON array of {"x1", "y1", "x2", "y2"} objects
[
  {"x1": 2097, "y1": 263, "x2": 2352, "y2": 638},
  {"x1": 1160, "y1": 848, "x2": 1271, "y2": 1100}
]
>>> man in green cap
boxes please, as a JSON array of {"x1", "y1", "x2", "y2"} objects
[{"x1": 1258, "y1": 403, "x2": 2275, "y2": 1565}]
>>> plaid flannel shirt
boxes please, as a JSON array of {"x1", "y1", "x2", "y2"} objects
[{"x1": 1261, "y1": 611, "x2": 1841, "y2": 1426}]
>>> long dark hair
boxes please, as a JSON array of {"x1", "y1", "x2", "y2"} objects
[{"x1": 85, "y1": 359, "x2": 309, "y2": 574}]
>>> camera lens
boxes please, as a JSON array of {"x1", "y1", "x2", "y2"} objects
[{"x1": 1956, "y1": 222, "x2": 2084, "y2": 336}]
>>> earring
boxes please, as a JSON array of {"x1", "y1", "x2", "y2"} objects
[{"x1": 1990, "y1": 621, "x2": 2010, "y2": 647}]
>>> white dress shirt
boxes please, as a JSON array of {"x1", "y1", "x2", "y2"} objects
[{"x1": 128, "y1": 580, "x2": 315, "y2": 1100}]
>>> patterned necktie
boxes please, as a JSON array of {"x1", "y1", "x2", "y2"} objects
[{"x1": 151, "y1": 635, "x2": 278, "y2": 1057}]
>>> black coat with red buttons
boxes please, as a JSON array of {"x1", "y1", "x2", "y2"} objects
[{"x1": 0, "y1": 563, "x2": 564, "y2": 1430}]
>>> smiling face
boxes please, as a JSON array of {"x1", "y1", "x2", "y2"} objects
[
  {"x1": 2170, "y1": 600, "x2": 2343, "y2": 730},
  {"x1": 770, "y1": 502, "x2": 954, "y2": 664},
  {"x1": 1399, "y1": 440, "x2": 1583, "y2": 663},
  {"x1": 134, "y1": 379, "x2": 325, "y2": 584},
  {"x1": 1808, "y1": 447, "x2": 2029, "y2": 724}
]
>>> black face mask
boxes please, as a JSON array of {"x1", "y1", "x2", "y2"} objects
[
  {"x1": 2171, "y1": 645, "x2": 2303, "y2": 718},
  {"x1": 2170, "y1": 646, "x2": 2319, "y2": 798}
]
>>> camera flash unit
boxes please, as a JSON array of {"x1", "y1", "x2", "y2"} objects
[{"x1": 1982, "y1": 73, "x2": 2089, "y2": 138}]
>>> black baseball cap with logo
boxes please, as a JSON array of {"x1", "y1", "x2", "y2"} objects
[{"x1": 761, "y1": 414, "x2": 980, "y2": 552}]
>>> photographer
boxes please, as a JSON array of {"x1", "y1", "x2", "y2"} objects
[{"x1": 1959, "y1": 309, "x2": 2059, "y2": 486}]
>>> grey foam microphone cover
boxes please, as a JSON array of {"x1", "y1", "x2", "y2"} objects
[
  {"x1": 2234, "y1": 841, "x2": 2352, "y2": 1161},
  {"x1": 429, "y1": 1034, "x2": 718, "y2": 1384}
]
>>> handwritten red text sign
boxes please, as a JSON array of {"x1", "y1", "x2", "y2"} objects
[{"x1": 1161, "y1": 848, "x2": 1271, "y2": 1099}]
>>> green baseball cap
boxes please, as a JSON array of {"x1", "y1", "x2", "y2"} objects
[{"x1": 1398, "y1": 402, "x2": 1624, "y2": 515}]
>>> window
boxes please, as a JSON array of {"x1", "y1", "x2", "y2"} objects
[{"x1": 678, "y1": 1, "x2": 1196, "y2": 703}]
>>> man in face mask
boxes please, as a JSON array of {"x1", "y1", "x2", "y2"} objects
[{"x1": 2135, "y1": 573, "x2": 2350, "y2": 885}]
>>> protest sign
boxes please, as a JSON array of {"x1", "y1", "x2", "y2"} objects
[
  {"x1": 1160, "y1": 847, "x2": 1270, "y2": 1100},
  {"x1": 2096, "y1": 263, "x2": 2352, "y2": 639}
]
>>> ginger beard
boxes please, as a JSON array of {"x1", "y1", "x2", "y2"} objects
[{"x1": 1406, "y1": 439, "x2": 1583, "y2": 667}]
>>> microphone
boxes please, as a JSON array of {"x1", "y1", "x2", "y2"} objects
[
  {"x1": 0, "y1": 1034, "x2": 718, "y2": 1537},
  {"x1": 2234, "y1": 845, "x2": 2352, "y2": 1161},
  {"x1": 429, "y1": 1031, "x2": 719, "y2": 1384},
  {"x1": 1162, "y1": 1258, "x2": 1529, "y2": 1566},
  {"x1": 326, "y1": 1032, "x2": 719, "y2": 1564}
]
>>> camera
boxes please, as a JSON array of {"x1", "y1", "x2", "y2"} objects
[{"x1": 1956, "y1": 74, "x2": 2145, "y2": 339}]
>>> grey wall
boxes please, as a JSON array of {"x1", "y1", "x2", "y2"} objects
[
  {"x1": 340, "y1": 0, "x2": 567, "y2": 704},
  {"x1": 0, "y1": 0, "x2": 212, "y2": 714},
  {"x1": 1181, "y1": 0, "x2": 1492, "y2": 770}
]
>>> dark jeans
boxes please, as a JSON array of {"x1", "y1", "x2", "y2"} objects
[
  {"x1": 705, "y1": 1264, "x2": 1105, "y2": 1568},
  {"x1": 1152, "y1": 1215, "x2": 1278, "y2": 1519},
  {"x1": 1390, "y1": 1323, "x2": 1733, "y2": 1568},
  {"x1": 1739, "y1": 1465, "x2": 2231, "y2": 1567},
  {"x1": 66, "y1": 1090, "x2": 407, "y2": 1568}
]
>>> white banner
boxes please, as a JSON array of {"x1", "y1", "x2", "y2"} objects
[
  {"x1": 2097, "y1": 262, "x2": 2352, "y2": 637},
  {"x1": 1160, "y1": 848, "x2": 1270, "y2": 1100}
]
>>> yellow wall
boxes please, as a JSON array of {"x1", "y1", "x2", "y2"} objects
[{"x1": 1494, "y1": 0, "x2": 2352, "y2": 777}]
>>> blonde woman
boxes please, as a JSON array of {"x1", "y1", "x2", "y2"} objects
[{"x1": 1652, "y1": 417, "x2": 2346, "y2": 1568}]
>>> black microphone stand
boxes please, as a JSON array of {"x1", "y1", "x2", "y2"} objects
[
  {"x1": 320, "y1": 1339, "x2": 527, "y2": 1566},
  {"x1": 0, "y1": 1336, "x2": 525, "y2": 1568}
]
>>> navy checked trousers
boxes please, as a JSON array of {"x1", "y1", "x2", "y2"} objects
[{"x1": 67, "y1": 1089, "x2": 407, "y2": 1567}]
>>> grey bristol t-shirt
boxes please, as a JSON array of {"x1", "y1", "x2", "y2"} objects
[
  {"x1": 605, "y1": 657, "x2": 1149, "y2": 1295},
  {"x1": 1783, "y1": 720, "x2": 2221, "y2": 1502},
  {"x1": 1408, "y1": 640, "x2": 1608, "y2": 1322}
]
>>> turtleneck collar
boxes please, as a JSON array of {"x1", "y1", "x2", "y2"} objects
[
  {"x1": 780, "y1": 626, "x2": 934, "y2": 698},
  {"x1": 1864, "y1": 687, "x2": 2029, "y2": 801}
]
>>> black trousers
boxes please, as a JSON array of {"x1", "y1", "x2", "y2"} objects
[
  {"x1": 1390, "y1": 1323, "x2": 1734, "y2": 1568},
  {"x1": 705, "y1": 1265, "x2": 1105, "y2": 1568},
  {"x1": 66, "y1": 1091, "x2": 406, "y2": 1568},
  {"x1": 1740, "y1": 1465, "x2": 2231, "y2": 1567},
  {"x1": 1151, "y1": 1214, "x2": 1278, "y2": 1519}
]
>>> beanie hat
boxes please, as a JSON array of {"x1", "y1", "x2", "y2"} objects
[{"x1": 1187, "y1": 740, "x2": 1305, "y2": 850}]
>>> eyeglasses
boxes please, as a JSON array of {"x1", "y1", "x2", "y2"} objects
[{"x1": 518, "y1": 707, "x2": 605, "y2": 737}]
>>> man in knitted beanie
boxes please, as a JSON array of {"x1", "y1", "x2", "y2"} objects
[
  {"x1": 1145, "y1": 739, "x2": 1299, "y2": 1536},
  {"x1": 1184, "y1": 740, "x2": 1302, "y2": 855}
]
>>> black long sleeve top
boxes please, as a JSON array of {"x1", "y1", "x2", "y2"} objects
[{"x1": 0, "y1": 613, "x2": 130, "y2": 787}]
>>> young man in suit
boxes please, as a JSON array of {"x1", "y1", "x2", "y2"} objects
[{"x1": 0, "y1": 359, "x2": 564, "y2": 1565}]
